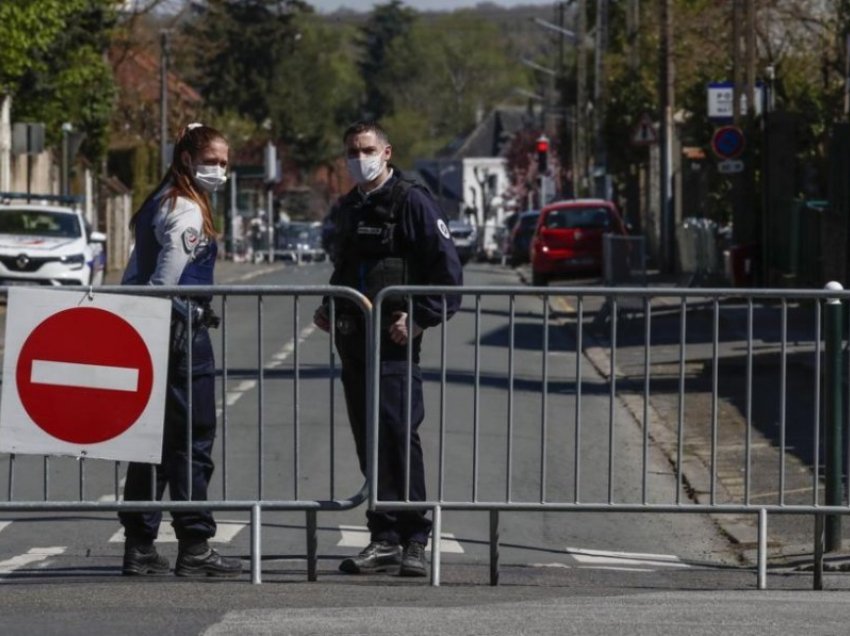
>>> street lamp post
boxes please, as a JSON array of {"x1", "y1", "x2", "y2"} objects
[{"x1": 61, "y1": 122, "x2": 73, "y2": 197}]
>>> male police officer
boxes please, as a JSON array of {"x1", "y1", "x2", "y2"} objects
[{"x1": 314, "y1": 121, "x2": 462, "y2": 577}]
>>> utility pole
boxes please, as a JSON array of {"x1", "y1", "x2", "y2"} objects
[
  {"x1": 732, "y1": 1, "x2": 743, "y2": 123},
  {"x1": 745, "y1": 0, "x2": 756, "y2": 116},
  {"x1": 576, "y1": 0, "x2": 587, "y2": 197},
  {"x1": 659, "y1": 0, "x2": 674, "y2": 272},
  {"x1": 593, "y1": 0, "x2": 610, "y2": 198},
  {"x1": 160, "y1": 30, "x2": 170, "y2": 178}
]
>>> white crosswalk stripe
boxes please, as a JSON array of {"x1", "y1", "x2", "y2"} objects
[
  {"x1": 564, "y1": 547, "x2": 690, "y2": 570},
  {"x1": 337, "y1": 524, "x2": 465, "y2": 554},
  {"x1": 107, "y1": 520, "x2": 247, "y2": 544},
  {"x1": 0, "y1": 547, "x2": 66, "y2": 577}
]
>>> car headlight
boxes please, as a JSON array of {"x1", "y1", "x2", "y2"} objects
[{"x1": 59, "y1": 253, "x2": 86, "y2": 269}]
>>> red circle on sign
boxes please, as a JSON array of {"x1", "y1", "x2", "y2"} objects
[{"x1": 16, "y1": 307, "x2": 154, "y2": 444}]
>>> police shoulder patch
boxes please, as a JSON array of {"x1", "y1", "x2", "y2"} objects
[
  {"x1": 182, "y1": 227, "x2": 200, "y2": 254},
  {"x1": 437, "y1": 219, "x2": 451, "y2": 240}
]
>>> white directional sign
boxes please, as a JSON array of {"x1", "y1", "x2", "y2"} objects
[{"x1": 0, "y1": 288, "x2": 171, "y2": 462}]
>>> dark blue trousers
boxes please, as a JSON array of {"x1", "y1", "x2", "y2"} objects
[
  {"x1": 119, "y1": 330, "x2": 217, "y2": 545},
  {"x1": 337, "y1": 330, "x2": 431, "y2": 545}
]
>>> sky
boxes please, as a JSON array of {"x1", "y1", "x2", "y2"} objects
[{"x1": 308, "y1": 0, "x2": 547, "y2": 12}]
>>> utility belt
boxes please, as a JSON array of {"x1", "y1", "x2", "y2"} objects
[
  {"x1": 334, "y1": 305, "x2": 406, "y2": 338},
  {"x1": 335, "y1": 313, "x2": 363, "y2": 337},
  {"x1": 170, "y1": 300, "x2": 219, "y2": 358}
]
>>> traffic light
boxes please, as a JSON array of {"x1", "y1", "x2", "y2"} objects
[{"x1": 536, "y1": 134, "x2": 549, "y2": 174}]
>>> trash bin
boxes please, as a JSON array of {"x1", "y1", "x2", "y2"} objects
[{"x1": 724, "y1": 243, "x2": 759, "y2": 287}]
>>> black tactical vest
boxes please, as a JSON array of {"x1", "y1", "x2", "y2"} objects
[{"x1": 335, "y1": 177, "x2": 421, "y2": 312}]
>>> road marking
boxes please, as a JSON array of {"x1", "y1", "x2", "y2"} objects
[
  {"x1": 31, "y1": 360, "x2": 138, "y2": 392},
  {"x1": 98, "y1": 477, "x2": 126, "y2": 502},
  {"x1": 216, "y1": 326, "x2": 316, "y2": 417},
  {"x1": 0, "y1": 547, "x2": 65, "y2": 576},
  {"x1": 337, "y1": 524, "x2": 464, "y2": 554},
  {"x1": 108, "y1": 519, "x2": 246, "y2": 544},
  {"x1": 268, "y1": 326, "x2": 315, "y2": 369},
  {"x1": 565, "y1": 546, "x2": 690, "y2": 569},
  {"x1": 231, "y1": 265, "x2": 286, "y2": 282},
  {"x1": 530, "y1": 562, "x2": 653, "y2": 572},
  {"x1": 0, "y1": 521, "x2": 11, "y2": 535},
  {"x1": 225, "y1": 380, "x2": 257, "y2": 407}
]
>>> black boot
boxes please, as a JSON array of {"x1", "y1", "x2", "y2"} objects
[
  {"x1": 399, "y1": 540, "x2": 427, "y2": 577},
  {"x1": 175, "y1": 541, "x2": 243, "y2": 578},
  {"x1": 122, "y1": 538, "x2": 170, "y2": 576},
  {"x1": 339, "y1": 540, "x2": 402, "y2": 574}
]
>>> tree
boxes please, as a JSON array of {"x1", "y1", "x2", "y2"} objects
[
  {"x1": 356, "y1": 0, "x2": 417, "y2": 120},
  {"x1": 380, "y1": 10, "x2": 530, "y2": 166},
  {"x1": 184, "y1": 0, "x2": 312, "y2": 127},
  {"x1": 3, "y1": 0, "x2": 118, "y2": 161}
]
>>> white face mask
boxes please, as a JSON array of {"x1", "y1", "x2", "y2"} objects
[
  {"x1": 194, "y1": 164, "x2": 228, "y2": 193},
  {"x1": 347, "y1": 154, "x2": 385, "y2": 185}
]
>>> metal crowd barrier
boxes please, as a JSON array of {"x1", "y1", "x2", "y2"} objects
[
  {"x1": 0, "y1": 285, "x2": 371, "y2": 585},
  {"x1": 373, "y1": 284, "x2": 850, "y2": 590}
]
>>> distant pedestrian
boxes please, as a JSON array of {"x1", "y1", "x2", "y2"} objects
[
  {"x1": 314, "y1": 121, "x2": 463, "y2": 577},
  {"x1": 118, "y1": 123, "x2": 242, "y2": 578}
]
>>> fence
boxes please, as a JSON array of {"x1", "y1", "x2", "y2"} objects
[
  {"x1": 1, "y1": 283, "x2": 850, "y2": 589},
  {"x1": 373, "y1": 284, "x2": 850, "y2": 589},
  {"x1": 0, "y1": 284, "x2": 372, "y2": 585}
]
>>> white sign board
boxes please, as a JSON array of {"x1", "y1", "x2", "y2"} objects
[
  {"x1": 708, "y1": 83, "x2": 763, "y2": 119},
  {"x1": 0, "y1": 288, "x2": 171, "y2": 462},
  {"x1": 718, "y1": 159, "x2": 745, "y2": 174}
]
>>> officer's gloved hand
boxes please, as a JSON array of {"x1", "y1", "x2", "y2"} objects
[
  {"x1": 313, "y1": 305, "x2": 330, "y2": 333},
  {"x1": 389, "y1": 311, "x2": 423, "y2": 346}
]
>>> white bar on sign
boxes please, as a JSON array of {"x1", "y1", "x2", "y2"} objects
[{"x1": 31, "y1": 360, "x2": 139, "y2": 392}]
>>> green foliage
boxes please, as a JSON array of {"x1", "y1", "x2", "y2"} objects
[
  {"x1": 5, "y1": 0, "x2": 117, "y2": 161},
  {"x1": 356, "y1": 0, "x2": 417, "y2": 120},
  {"x1": 380, "y1": 10, "x2": 530, "y2": 166},
  {"x1": 185, "y1": 1, "x2": 362, "y2": 170},
  {"x1": 0, "y1": 0, "x2": 81, "y2": 93},
  {"x1": 269, "y1": 15, "x2": 363, "y2": 169},
  {"x1": 185, "y1": 0, "x2": 312, "y2": 127}
]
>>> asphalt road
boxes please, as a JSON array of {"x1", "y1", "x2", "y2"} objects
[{"x1": 0, "y1": 260, "x2": 847, "y2": 635}]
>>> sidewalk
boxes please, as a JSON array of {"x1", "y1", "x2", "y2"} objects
[{"x1": 517, "y1": 265, "x2": 841, "y2": 569}]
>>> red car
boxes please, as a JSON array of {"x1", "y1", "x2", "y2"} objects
[{"x1": 530, "y1": 199, "x2": 627, "y2": 286}]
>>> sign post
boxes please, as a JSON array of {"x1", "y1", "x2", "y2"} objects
[{"x1": 0, "y1": 288, "x2": 171, "y2": 462}]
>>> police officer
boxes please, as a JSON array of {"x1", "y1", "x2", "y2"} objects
[
  {"x1": 118, "y1": 123, "x2": 242, "y2": 578},
  {"x1": 314, "y1": 121, "x2": 462, "y2": 577}
]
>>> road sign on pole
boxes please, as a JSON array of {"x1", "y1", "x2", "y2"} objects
[
  {"x1": 631, "y1": 113, "x2": 657, "y2": 146},
  {"x1": 711, "y1": 125, "x2": 746, "y2": 160},
  {"x1": 0, "y1": 288, "x2": 171, "y2": 462}
]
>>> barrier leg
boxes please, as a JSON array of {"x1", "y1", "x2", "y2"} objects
[
  {"x1": 251, "y1": 503, "x2": 262, "y2": 585},
  {"x1": 490, "y1": 510, "x2": 500, "y2": 586},
  {"x1": 431, "y1": 505, "x2": 441, "y2": 587},
  {"x1": 306, "y1": 510, "x2": 317, "y2": 582},
  {"x1": 757, "y1": 508, "x2": 767, "y2": 590},
  {"x1": 814, "y1": 514, "x2": 825, "y2": 591}
]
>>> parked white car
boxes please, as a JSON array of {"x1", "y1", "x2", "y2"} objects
[{"x1": 0, "y1": 202, "x2": 106, "y2": 286}]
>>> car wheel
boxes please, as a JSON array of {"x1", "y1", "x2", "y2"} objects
[{"x1": 531, "y1": 271, "x2": 548, "y2": 287}]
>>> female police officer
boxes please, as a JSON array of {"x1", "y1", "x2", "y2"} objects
[{"x1": 118, "y1": 123, "x2": 241, "y2": 578}]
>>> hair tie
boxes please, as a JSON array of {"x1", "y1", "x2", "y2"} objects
[{"x1": 187, "y1": 122, "x2": 204, "y2": 130}]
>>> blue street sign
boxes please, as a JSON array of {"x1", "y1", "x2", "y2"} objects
[{"x1": 711, "y1": 126, "x2": 745, "y2": 160}]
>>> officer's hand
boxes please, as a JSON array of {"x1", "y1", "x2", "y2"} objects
[
  {"x1": 313, "y1": 305, "x2": 331, "y2": 333},
  {"x1": 389, "y1": 311, "x2": 423, "y2": 346}
]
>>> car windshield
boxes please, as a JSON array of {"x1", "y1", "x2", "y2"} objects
[
  {"x1": 545, "y1": 207, "x2": 611, "y2": 230},
  {"x1": 0, "y1": 208, "x2": 81, "y2": 239}
]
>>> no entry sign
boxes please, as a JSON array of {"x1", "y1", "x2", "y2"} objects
[{"x1": 0, "y1": 288, "x2": 171, "y2": 462}]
